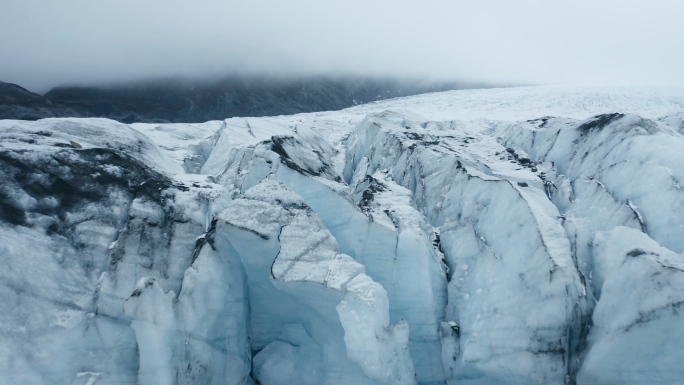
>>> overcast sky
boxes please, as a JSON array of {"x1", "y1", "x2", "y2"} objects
[{"x1": 2, "y1": 0, "x2": 683, "y2": 93}]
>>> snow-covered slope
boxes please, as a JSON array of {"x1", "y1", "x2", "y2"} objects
[{"x1": 1, "y1": 85, "x2": 684, "y2": 385}]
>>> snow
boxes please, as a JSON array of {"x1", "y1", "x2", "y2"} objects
[
  {"x1": 345, "y1": 85, "x2": 684, "y2": 121},
  {"x1": 577, "y1": 227, "x2": 684, "y2": 384},
  {"x1": 2, "y1": 85, "x2": 684, "y2": 384}
]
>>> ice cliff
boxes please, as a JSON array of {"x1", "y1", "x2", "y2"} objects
[{"x1": 1, "y1": 86, "x2": 684, "y2": 384}]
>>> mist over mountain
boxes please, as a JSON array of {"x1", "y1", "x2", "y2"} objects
[
  {"x1": 3, "y1": 2, "x2": 684, "y2": 90},
  {"x1": 0, "y1": 76, "x2": 486, "y2": 123},
  {"x1": 0, "y1": 81, "x2": 83, "y2": 121}
]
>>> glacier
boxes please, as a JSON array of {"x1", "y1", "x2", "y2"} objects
[{"x1": 1, "y1": 85, "x2": 684, "y2": 384}]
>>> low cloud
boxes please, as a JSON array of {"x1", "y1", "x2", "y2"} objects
[{"x1": 2, "y1": 0, "x2": 683, "y2": 92}]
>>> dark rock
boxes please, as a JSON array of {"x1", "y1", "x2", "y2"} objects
[
  {"x1": 41, "y1": 76, "x2": 479, "y2": 123},
  {"x1": 0, "y1": 147, "x2": 173, "y2": 233},
  {"x1": 451, "y1": 323, "x2": 460, "y2": 336},
  {"x1": 627, "y1": 248, "x2": 648, "y2": 258},
  {"x1": 577, "y1": 113, "x2": 624, "y2": 133},
  {"x1": 0, "y1": 81, "x2": 85, "y2": 120},
  {"x1": 404, "y1": 132, "x2": 425, "y2": 141},
  {"x1": 358, "y1": 175, "x2": 386, "y2": 212},
  {"x1": 270, "y1": 136, "x2": 326, "y2": 176},
  {"x1": 2, "y1": 77, "x2": 489, "y2": 123}
]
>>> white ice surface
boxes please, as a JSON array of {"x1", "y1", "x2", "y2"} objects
[{"x1": 2, "y1": 85, "x2": 684, "y2": 385}]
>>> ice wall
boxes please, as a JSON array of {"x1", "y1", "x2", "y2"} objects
[
  {"x1": 217, "y1": 178, "x2": 415, "y2": 385},
  {"x1": 344, "y1": 112, "x2": 587, "y2": 384}
]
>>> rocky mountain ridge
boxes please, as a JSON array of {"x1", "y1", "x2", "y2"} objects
[{"x1": 0, "y1": 77, "x2": 475, "y2": 123}]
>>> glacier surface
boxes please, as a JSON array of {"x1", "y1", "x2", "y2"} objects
[{"x1": 1, "y1": 85, "x2": 684, "y2": 384}]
